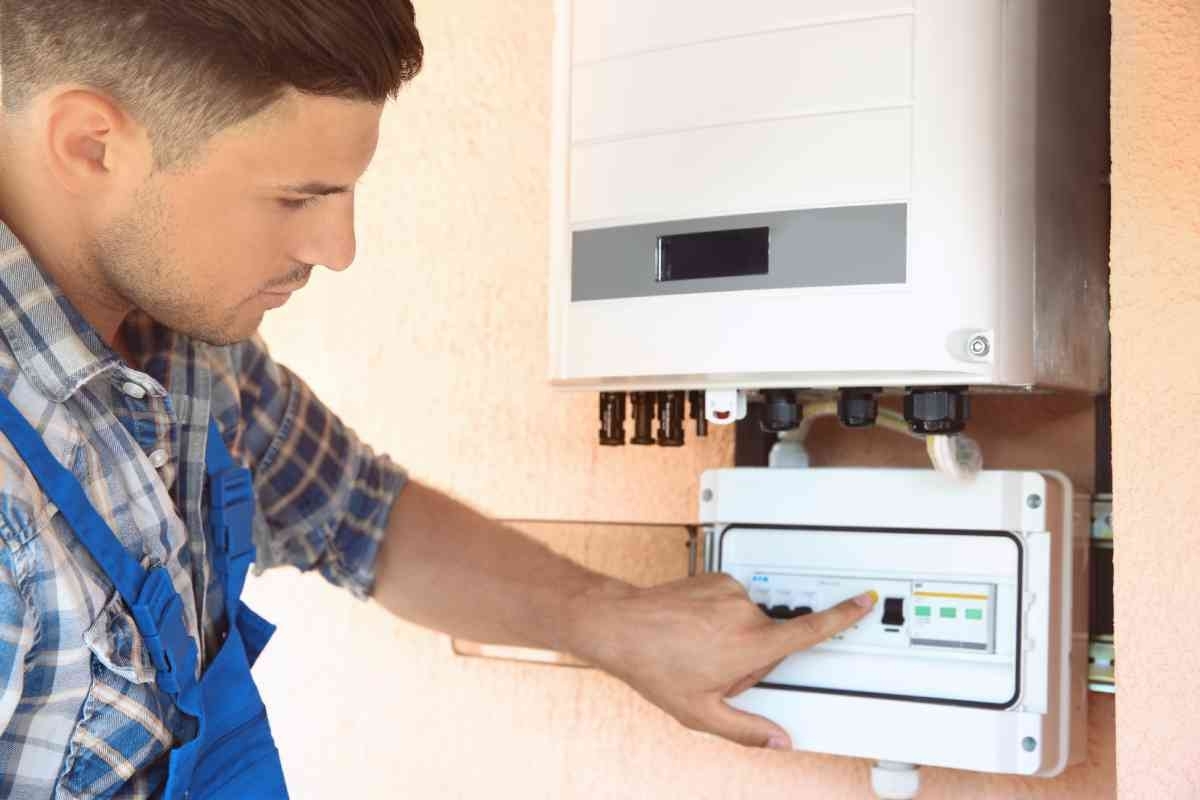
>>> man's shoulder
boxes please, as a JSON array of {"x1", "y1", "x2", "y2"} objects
[{"x1": 0, "y1": 342, "x2": 83, "y2": 547}]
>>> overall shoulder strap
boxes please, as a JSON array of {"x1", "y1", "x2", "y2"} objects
[
  {"x1": 204, "y1": 419, "x2": 255, "y2": 612},
  {"x1": 0, "y1": 392, "x2": 146, "y2": 603},
  {"x1": 0, "y1": 391, "x2": 198, "y2": 695}
]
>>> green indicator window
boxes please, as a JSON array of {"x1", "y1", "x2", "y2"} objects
[
  {"x1": 915, "y1": 606, "x2": 932, "y2": 617},
  {"x1": 965, "y1": 609, "x2": 984, "y2": 621},
  {"x1": 939, "y1": 607, "x2": 957, "y2": 619}
]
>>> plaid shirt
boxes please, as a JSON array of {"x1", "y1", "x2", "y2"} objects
[{"x1": 0, "y1": 220, "x2": 407, "y2": 798}]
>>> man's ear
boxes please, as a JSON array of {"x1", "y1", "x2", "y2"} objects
[{"x1": 42, "y1": 89, "x2": 151, "y2": 197}]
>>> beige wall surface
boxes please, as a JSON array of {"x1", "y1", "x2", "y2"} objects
[
  {"x1": 1111, "y1": 1, "x2": 1200, "y2": 797},
  {"x1": 247, "y1": 1, "x2": 1118, "y2": 798}
]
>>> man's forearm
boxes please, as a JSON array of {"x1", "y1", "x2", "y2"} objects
[
  {"x1": 371, "y1": 481, "x2": 629, "y2": 654},
  {"x1": 369, "y1": 481, "x2": 876, "y2": 752}
]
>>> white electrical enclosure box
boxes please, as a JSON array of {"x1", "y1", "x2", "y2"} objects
[
  {"x1": 701, "y1": 469, "x2": 1088, "y2": 776},
  {"x1": 550, "y1": 0, "x2": 1109, "y2": 393}
]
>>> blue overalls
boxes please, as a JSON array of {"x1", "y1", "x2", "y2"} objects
[{"x1": 0, "y1": 392, "x2": 290, "y2": 799}]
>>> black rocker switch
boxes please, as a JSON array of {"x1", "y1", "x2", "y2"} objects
[
  {"x1": 882, "y1": 597, "x2": 906, "y2": 627},
  {"x1": 766, "y1": 605, "x2": 811, "y2": 620}
]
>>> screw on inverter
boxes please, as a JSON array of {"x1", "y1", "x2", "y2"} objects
[
  {"x1": 598, "y1": 392, "x2": 626, "y2": 446},
  {"x1": 630, "y1": 392, "x2": 656, "y2": 445},
  {"x1": 657, "y1": 391, "x2": 686, "y2": 447}
]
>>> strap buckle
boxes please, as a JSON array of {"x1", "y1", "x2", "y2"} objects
[
  {"x1": 209, "y1": 466, "x2": 255, "y2": 563},
  {"x1": 132, "y1": 566, "x2": 198, "y2": 696}
]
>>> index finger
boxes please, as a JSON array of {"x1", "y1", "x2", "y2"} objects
[{"x1": 762, "y1": 591, "x2": 878, "y2": 662}]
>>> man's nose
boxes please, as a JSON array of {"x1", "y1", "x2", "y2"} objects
[{"x1": 295, "y1": 197, "x2": 356, "y2": 272}]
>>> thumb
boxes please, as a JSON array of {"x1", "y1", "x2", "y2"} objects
[{"x1": 693, "y1": 696, "x2": 793, "y2": 751}]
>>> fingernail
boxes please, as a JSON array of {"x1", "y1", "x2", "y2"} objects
[
  {"x1": 854, "y1": 590, "x2": 879, "y2": 608},
  {"x1": 766, "y1": 735, "x2": 792, "y2": 751}
]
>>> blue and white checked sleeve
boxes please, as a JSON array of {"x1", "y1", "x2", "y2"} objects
[
  {"x1": 0, "y1": 546, "x2": 32, "y2": 733},
  {"x1": 230, "y1": 335, "x2": 408, "y2": 599}
]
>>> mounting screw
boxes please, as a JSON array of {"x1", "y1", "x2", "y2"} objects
[
  {"x1": 1022, "y1": 737, "x2": 1038, "y2": 752},
  {"x1": 968, "y1": 335, "x2": 991, "y2": 358},
  {"x1": 702, "y1": 489, "x2": 714, "y2": 503},
  {"x1": 1027, "y1": 494, "x2": 1043, "y2": 510}
]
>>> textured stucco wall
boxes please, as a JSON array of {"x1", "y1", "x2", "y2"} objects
[
  {"x1": 1110, "y1": 1, "x2": 1200, "y2": 797},
  {"x1": 244, "y1": 1, "x2": 1119, "y2": 798}
]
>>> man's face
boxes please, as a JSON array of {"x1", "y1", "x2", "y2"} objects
[{"x1": 95, "y1": 93, "x2": 383, "y2": 346}]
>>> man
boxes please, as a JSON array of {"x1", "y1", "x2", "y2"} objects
[{"x1": 0, "y1": 2, "x2": 877, "y2": 797}]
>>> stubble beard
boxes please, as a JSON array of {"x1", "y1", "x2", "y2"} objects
[{"x1": 92, "y1": 185, "x2": 258, "y2": 347}]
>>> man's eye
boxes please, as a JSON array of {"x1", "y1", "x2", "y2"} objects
[{"x1": 279, "y1": 196, "x2": 320, "y2": 210}]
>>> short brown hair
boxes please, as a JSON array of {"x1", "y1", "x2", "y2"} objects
[{"x1": 0, "y1": 0, "x2": 424, "y2": 165}]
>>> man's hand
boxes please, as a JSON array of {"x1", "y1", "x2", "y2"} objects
[
  {"x1": 568, "y1": 574, "x2": 878, "y2": 750},
  {"x1": 373, "y1": 483, "x2": 875, "y2": 750}
]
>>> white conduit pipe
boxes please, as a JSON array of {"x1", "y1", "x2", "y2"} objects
[{"x1": 770, "y1": 402, "x2": 983, "y2": 481}]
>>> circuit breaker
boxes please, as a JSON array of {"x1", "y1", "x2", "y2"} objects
[{"x1": 703, "y1": 468, "x2": 1088, "y2": 777}]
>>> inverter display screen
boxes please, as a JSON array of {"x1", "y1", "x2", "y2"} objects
[{"x1": 655, "y1": 226, "x2": 770, "y2": 282}]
